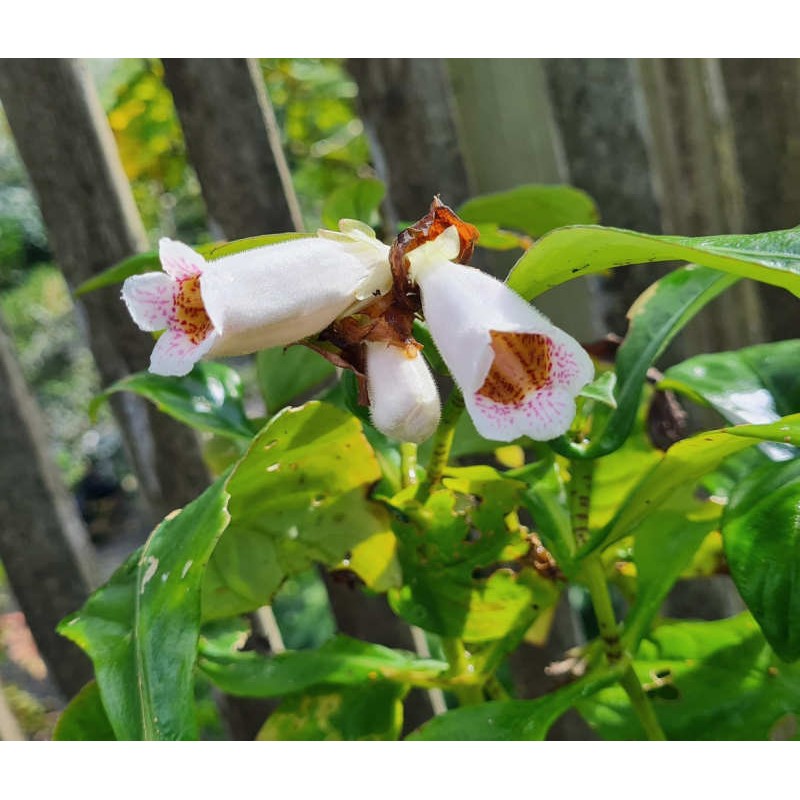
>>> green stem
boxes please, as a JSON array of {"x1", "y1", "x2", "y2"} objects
[
  {"x1": 421, "y1": 389, "x2": 465, "y2": 496},
  {"x1": 484, "y1": 675, "x2": 511, "y2": 702},
  {"x1": 582, "y1": 556, "x2": 623, "y2": 662},
  {"x1": 441, "y1": 637, "x2": 483, "y2": 706},
  {"x1": 568, "y1": 457, "x2": 594, "y2": 551},
  {"x1": 620, "y1": 666, "x2": 667, "y2": 741},
  {"x1": 400, "y1": 442, "x2": 418, "y2": 488},
  {"x1": 569, "y1": 457, "x2": 666, "y2": 740}
]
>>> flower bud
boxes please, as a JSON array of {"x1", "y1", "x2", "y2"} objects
[{"x1": 365, "y1": 342, "x2": 441, "y2": 443}]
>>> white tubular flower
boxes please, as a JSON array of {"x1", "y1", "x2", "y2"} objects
[
  {"x1": 365, "y1": 342, "x2": 441, "y2": 443},
  {"x1": 121, "y1": 221, "x2": 391, "y2": 377},
  {"x1": 408, "y1": 226, "x2": 594, "y2": 443}
]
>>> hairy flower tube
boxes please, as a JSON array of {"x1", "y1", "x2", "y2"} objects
[
  {"x1": 406, "y1": 224, "x2": 594, "y2": 442},
  {"x1": 121, "y1": 221, "x2": 392, "y2": 376},
  {"x1": 365, "y1": 342, "x2": 441, "y2": 443}
]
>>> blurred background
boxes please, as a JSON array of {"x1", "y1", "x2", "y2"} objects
[{"x1": 0, "y1": 58, "x2": 798, "y2": 739}]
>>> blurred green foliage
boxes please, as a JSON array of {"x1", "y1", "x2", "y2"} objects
[
  {"x1": 261, "y1": 59, "x2": 374, "y2": 229},
  {"x1": 0, "y1": 265, "x2": 116, "y2": 486}
]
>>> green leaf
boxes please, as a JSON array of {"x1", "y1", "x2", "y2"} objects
[
  {"x1": 202, "y1": 402, "x2": 390, "y2": 620},
  {"x1": 723, "y1": 458, "x2": 800, "y2": 662},
  {"x1": 579, "y1": 615, "x2": 800, "y2": 740},
  {"x1": 578, "y1": 370, "x2": 618, "y2": 409},
  {"x1": 53, "y1": 681, "x2": 116, "y2": 741},
  {"x1": 660, "y1": 340, "x2": 800, "y2": 461},
  {"x1": 409, "y1": 667, "x2": 618, "y2": 740},
  {"x1": 588, "y1": 392, "x2": 662, "y2": 534},
  {"x1": 74, "y1": 252, "x2": 161, "y2": 296},
  {"x1": 321, "y1": 177, "x2": 385, "y2": 230},
  {"x1": 507, "y1": 225, "x2": 800, "y2": 301},
  {"x1": 389, "y1": 466, "x2": 560, "y2": 641},
  {"x1": 90, "y1": 362, "x2": 257, "y2": 441},
  {"x1": 623, "y1": 485, "x2": 723, "y2": 649},
  {"x1": 553, "y1": 265, "x2": 737, "y2": 459},
  {"x1": 257, "y1": 681, "x2": 404, "y2": 741},
  {"x1": 59, "y1": 474, "x2": 231, "y2": 740},
  {"x1": 520, "y1": 462, "x2": 574, "y2": 574},
  {"x1": 469, "y1": 223, "x2": 531, "y2": 251},
  {"x1": 256, "y1": 344, "x2": 336, "y2": 414},
  {"x1": 199, "y1": 634, "x2": 447, "y2": 697},
  {"x1": 597, "y1": 414, "x2": 800, "y2": 551},
  {"x1": 74, "y1": 232, "x2": 312, "y2": 295},
  {"x1": 458, "y1": 184, "x2": 599, "y2": 240}
]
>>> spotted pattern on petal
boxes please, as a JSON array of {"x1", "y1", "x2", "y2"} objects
[
  {"x1": 472, "y1": 386, "x2": 573, "y2": 441},
  {"x1": 173, "y1": 275, "x2": 213, "y2": 345},
  {"x1": 477, "y1": 331, "x2": 553, "y2": 404}
]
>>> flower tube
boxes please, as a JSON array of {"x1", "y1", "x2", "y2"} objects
[
  {"x1": 406, "y1": 225, "x2": 594, "y2": 443},
  {"x1": 365, "y1": 342, "x2": 441, "y2": 443},
  {"x1": 121, "y1": 221, "x2": 392, "y2": 376}
]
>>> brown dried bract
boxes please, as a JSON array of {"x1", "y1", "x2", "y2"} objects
[
  {"x1": 306, "y1": 293, "x2": 421, "y2": 406},
  {"x1": 389, "y1": 196, "x2": 479, "y2": 311}
]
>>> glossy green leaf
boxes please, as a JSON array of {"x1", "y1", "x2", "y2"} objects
[
  {"x1": 660, "y1": 340, "x2": 800, "y2": 463},
  {"x1": 90, "y1": 362, "x2": 257, "y2": 441},
  {"x1": 202, "y1": 402, "x2": 390, "y2": 620},
  {"x1": 723, "y1": 458, "x2": 800, "y2": 662},
  {"x1": 389, "y1": 466, "x2": 560, "y2": 641},
  {"x1": 507, "y1": 225, "x2": 800, "y2": 300},
  {"x1": 458, "y1": 184, "x2": 599, "y2": 240},
  {"x1": 59, "y1": 474, "x2": 231, "y2": 740},
  {"x1": 579, "y1": 615, "x2": 800, "y2": 740},
  {"x1": 321, "y1": 177, "x2": 385, "y2": 230},
  {"x1": 256, "y1": 344, "x2": 336, "y2": 414},
  {"x1": 409, "y1": 667, "x2": 618, "y2": 740},
  {"x1": 199, "y1": 634, "x2": 447, "y2": 697},
  {"x1": 597, "y1": 414, "x2": 800, "y2": 552},
  {"x1": 623, "y1": 485, "x2": 723, "y2": 649},
  {"x1": 553, "y1": 266, "x2": 737, "y2": 459},
  {"x1": 53, "y1": 681, "x2": 116, "y2": 741},
  {"x1": 257, "y1": 681, "x2": 404, "y2": 741},
  {"x1": 74, "y1": 232, "x2": 311, "y2": 295}
]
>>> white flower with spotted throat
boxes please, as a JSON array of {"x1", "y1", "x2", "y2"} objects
[
  {"x1": 407, "y1": 224, "x2": 594, "y2": 442},
  {"x1": 121, "y1": 221, "x2": 392, "y2": 377}
]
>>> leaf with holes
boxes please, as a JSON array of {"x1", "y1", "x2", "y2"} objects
[
  {"x1": 202, "y1": 402, "x2": 390, "y2": 620},
  {"x1": 388, "y1": 466, "x2": 560, "y2": 641}
]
